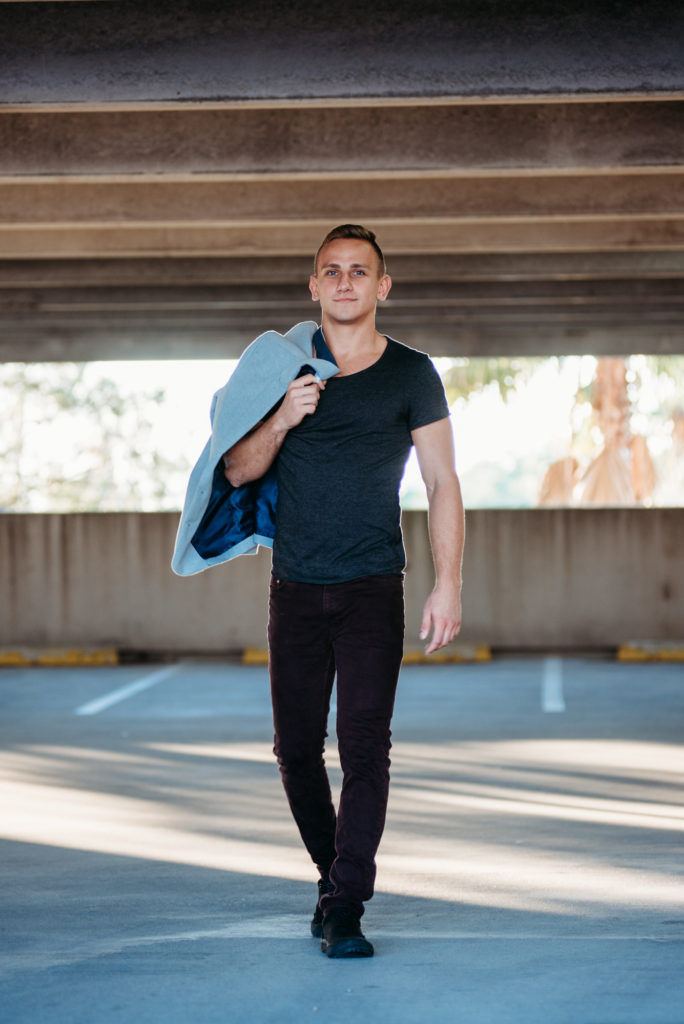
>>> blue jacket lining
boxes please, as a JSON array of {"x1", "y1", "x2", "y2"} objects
[{"x1": 191, "y1": 360, "x2": 318, "y2": 559}]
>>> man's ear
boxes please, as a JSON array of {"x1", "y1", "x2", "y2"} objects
[
  {"x1": 377, "y1": 274, "x2": 392, "y2": 302},
  {"x1": 309, "y1": 275, "x2": 320, "y2": 301}
]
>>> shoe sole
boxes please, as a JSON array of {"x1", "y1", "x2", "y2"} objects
[{"x1": 321, "y1": 937, "x2": 374, "y2": 958}]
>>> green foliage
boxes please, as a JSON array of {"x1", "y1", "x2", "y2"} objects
[{"x1": 440, "y1": 356, "x2": 548, "y2": 405}]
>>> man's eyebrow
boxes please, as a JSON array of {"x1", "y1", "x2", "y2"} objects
[{"x1": 320, "y1": 260, "x2": 371, "y2": 269}]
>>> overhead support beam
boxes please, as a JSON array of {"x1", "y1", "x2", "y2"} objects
[
  {"x1": 3, "y1": 324, "x2": 682, "y2": 363},
  {"x1": 6, "y1": 309, "x2": 684, "y2": 329},
  {"x1": 3, "y1": 253, "x2": 684, "y2": 288},
  {"x1": 3, "y1": 217, "x2": 684, "y2": 259},
  {"x1": 2, "y1": 279, "x2": 683, "y2": 312},
  {"x1": 2, "y1": 172, "x2": 684, "y2": 223},
  {"x1": 1, "y1": 0, "x2": 682, "y2": 103},
  {"x1": 3, "y1": 101, "x2": 684, "y2": 174}
]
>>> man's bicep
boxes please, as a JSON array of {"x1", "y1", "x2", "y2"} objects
[{"x1": 411, "y1": 417, "x2": 457, "y2": 488}]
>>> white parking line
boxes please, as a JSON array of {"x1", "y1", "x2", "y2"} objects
[
  {"x1": 1, "y1": 921, "x2": 672, "y2": 977},
  {"x1": 541, "y1": 657, "x2": 566, "y2": 713},
  {"x1": 74, "y1": 663, "x2": 184, "y2": 716}
]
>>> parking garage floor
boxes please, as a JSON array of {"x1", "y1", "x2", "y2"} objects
[{"x1": 1, "y1": 657, "x2": 683, "y2": 1024}]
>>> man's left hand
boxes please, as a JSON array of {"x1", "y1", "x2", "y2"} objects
[{"x1": 419, "y1": 585, "x2": 462, "y2": 655}]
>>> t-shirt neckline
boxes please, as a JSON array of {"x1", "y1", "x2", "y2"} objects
[{"x1": 326, "y1": 335, "x2": 391, "y2": 381}]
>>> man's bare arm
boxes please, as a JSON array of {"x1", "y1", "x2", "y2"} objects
[
  {"x1": 412, "y1": 417, "x2": 465, "y2": 654},
  {"x1": 223, "y1": 373, "x2": 325, "y2": 487}
]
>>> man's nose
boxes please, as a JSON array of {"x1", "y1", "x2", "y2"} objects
[{"x1": 336, "y1": 273, "x2": 353, "y2": 290}]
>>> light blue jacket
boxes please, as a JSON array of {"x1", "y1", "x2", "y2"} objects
[{"x1": 171, "y1": 321, "x2": 338, "y2": 576}]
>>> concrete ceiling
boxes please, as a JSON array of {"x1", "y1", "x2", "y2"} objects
[{"x1": 1, "y1": 0, "x2": 683, "y2": 360}]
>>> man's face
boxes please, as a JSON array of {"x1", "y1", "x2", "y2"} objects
[{"x1": 309, "y1": 239, "x2": 391, "y2": 323}]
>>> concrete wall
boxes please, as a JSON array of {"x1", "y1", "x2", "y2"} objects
[{"x1": 1, "y1": 509, "x2": 682, "y2": 653}]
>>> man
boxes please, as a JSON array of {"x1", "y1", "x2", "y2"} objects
[{"x1": 224, "y1": 224, "x2": 464, "y2": 958}]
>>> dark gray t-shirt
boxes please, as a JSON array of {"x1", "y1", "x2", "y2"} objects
[{"x1": 271, "y1": 337, "x2": 449, "y2": 584}]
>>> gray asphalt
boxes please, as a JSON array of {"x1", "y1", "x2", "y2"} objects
[{"x1": 1, "y1": 657, "x2": 683, "y2": 1024}]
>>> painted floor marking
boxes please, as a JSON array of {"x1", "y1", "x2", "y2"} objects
[
  {"x1": 542, "y1": 657, "x2": 566, "y2": 713},
  {"x1": 74, "y1": 663, "x2": 184, "y2": 716},
  {"x1": 3, "y1": 917, "x2": 679, "y2": 977}
]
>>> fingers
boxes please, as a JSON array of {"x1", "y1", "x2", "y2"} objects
[
  {"x1": 288, "y1": 375, "x2": 325, "y2": 406},
  {"x1": 289, "y1": 379, "x2": 322, "y2": 415},
  {"x1": 294, "y1": 372, "x2": 323, "y2": 387},
  {"x1": 420, "y1": 594, "x2": 462, "y2": 654},
  {"x1": 277, "y1": 375, "x2": 325, "y2": 429},
  {"x1": 419, "y1": 607, "x2": 432, "y2": 644},
  {"x1": 423, "y1": 618, "x2": 461, "y2": 655}
]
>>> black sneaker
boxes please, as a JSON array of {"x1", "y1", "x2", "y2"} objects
[
  {"x1": 320, "y1": 907, "x2": 374, "y2": 958},
  {"x1": 311, "y1": 878, "x2": 335, "y2": 938}
]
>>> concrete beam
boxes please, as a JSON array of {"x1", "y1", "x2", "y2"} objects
[
  {"x1": 6, "y1": 311, "x2": 683, "y2": 333},
  {"x1": 1, "y1": 1, "x2": 683, "y2": 103},
  {"x1": 3, "y1": 101, "x2": 684, "y2": 174},
  {"x1": 2, "y1": 252, "x2": 684, "y2": 288},
  {"x1": 2, "y1": 279, "x2": 682, "y2": 312},
  {"x1": 2, "y1": 172, "x2": 684, "y2": 223},
  {"x1": 5, "y1": 307, "x2": 681, "y2": 333},
  {"x1": 2, "y1": 217, "x2": 683, "y2": 259},
  {"x1": 2, "y1": 323, "x2": 682, "y2": 362}
]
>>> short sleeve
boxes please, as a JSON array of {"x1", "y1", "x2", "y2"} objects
[{"x1": 406, "y1": 354, "x2": 450, "y2": 432}]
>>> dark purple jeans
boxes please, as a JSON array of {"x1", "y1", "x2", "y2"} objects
[{"x1": 268, "y1": 573, "x2": 405, "y2": 919}]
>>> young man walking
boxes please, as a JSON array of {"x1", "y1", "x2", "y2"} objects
[{"x1": 224, "y1": 224, "x2": 464, "y2": 958}]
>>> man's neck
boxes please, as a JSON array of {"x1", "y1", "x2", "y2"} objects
[
  {"x1": 320, "y1": 316, "x2": 381, "y2": 359},
  {"x1": 320, "y1": 317, "x2": 386, "y2": 376}
]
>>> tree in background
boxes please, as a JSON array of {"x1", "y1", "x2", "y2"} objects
[
  {"x1": 0, "y1": 363, "x2": 181, "y2": 512},
  {"x1": 576, "y1": 357, "x2": 649, "y2": 505},
  {"x1": 440, "y1": 356, "x2": 545, "y2": 406},
  {"x1": 539, "y1": 355, "x2": 684, "y2": 507}
]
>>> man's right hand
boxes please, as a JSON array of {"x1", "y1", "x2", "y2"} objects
[
  {"x1": 272, "y1": 374, "x2": 326, "y2": 431},
  {"x1": 223, "y1": 373, "x2": 325, "y2": 488}
]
